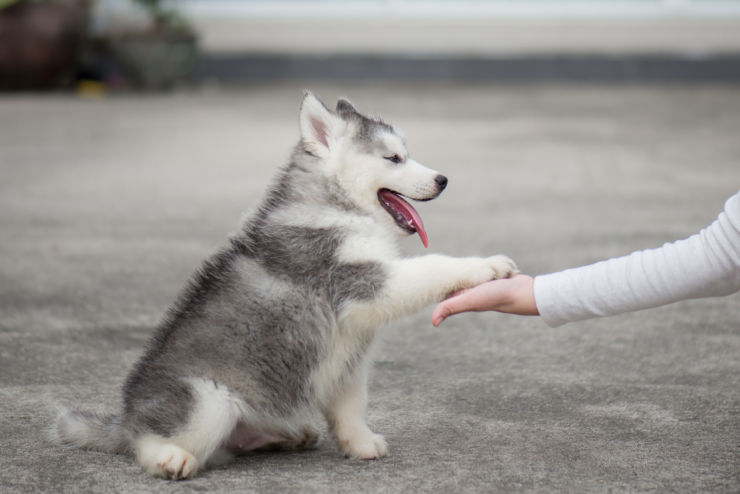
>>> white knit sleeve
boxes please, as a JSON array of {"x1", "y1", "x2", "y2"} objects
[{"x1": 533, "y1": 190, "x2": 740, "y2": 327}]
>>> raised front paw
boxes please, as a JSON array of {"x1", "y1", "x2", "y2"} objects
[
  {"x1": 486, "y1": 255, "x2": 518, "y2": 280},
  {"x1": 338, "y1": 430, "x2": 388, "y2": 460},
  {"x1": 450, "y1": 255, "x2": 519, "y2": 296}
]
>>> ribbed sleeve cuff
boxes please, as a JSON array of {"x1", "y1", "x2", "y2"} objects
[{"x1": 533, "y1": 273, "x2": 570, "y2": 328}]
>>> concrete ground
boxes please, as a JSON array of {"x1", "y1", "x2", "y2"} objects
[{"x1": 1, "y1": 83, "x2": 739, "y2": 493}]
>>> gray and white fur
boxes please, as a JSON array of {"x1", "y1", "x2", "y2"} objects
[{"x1": 54, "y1": 92, "x2": 517, "y2": 480}]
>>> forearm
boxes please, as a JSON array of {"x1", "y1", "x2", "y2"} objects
[{"x1": 534, "y1": 192, "x2": 740, "y2": 327}]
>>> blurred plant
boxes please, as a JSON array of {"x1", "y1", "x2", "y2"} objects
[
  {"x1": 0, "y1": 0, "x2": 46, "y2": 9},
  {"x1": 132, "y1": 0, "x2": 192, "y2": 35},
  {"x1": 102, "y1": 0, "x2": 198, "y2": 90}
]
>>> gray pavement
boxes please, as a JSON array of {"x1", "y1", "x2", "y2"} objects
[{"x1": 1, "y1": 83, "x2": 739, "y2": 493}]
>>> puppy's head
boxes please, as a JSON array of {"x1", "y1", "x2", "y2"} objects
[{"x1": 299, "y1": 92, "x2": 447, "y2": 247}]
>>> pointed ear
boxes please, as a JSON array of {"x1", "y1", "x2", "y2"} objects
[
  {"x1": 300, "y1": 92, "x2": 338, "y2": 157},
  {"x1": 336, "y1": 98, "x2": 358, "y2": 116}
]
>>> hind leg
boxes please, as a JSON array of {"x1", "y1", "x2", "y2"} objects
[{"x1": 129, "y1": 378, "x2": 243, "y2": 479}]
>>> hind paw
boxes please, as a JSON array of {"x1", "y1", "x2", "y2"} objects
[
  {"x1": 254, "y1": 426, "x2": 320, "y2": 452},
  {"x1": 137, "y1": 439, "x2": 199, "y2": 480},
  {"x1": 288, "y1": 425, "x2": 321, "y2": 450},
  {"x1": 153, "y1": 445, "x2": 198, "y2": 480}
]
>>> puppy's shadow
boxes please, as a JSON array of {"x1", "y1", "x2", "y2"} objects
[{"x1": 222, "y1": 440, "x2": 336, "y2": 472}]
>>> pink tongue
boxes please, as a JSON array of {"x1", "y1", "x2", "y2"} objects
[{"x1": 379, "y1": 190, "x2": 429, "y2": 248}]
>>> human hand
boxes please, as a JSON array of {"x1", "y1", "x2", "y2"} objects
[{"x1": 431, "y1": 274, "x2": 538, "y2": 326}]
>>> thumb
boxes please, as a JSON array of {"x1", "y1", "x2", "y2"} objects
[{"x1": 432, "y1": 291, "x2": 476, "y2": 327}]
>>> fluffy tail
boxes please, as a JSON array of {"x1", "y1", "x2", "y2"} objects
[{"x1": 53, "y1": 407, "x2": 129, "y2": 454}]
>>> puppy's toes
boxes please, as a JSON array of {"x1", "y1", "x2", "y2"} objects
[
  {"x1": 487, "y1": 255, "x2": 519, "y2": 280},
  {"x1": 297, "y1": 425, "x2": 321, "y2": 450},
  {"x1": 138, "y1": 441, "x2": 199, "y2": 480},
  {"x1": 341, "y1": 432, "x2": 388, "y2": 460}
]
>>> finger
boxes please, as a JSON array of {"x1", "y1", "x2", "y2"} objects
[
  {"x1": 432, "y1": 291, "x2": 478, "y2": 326},
  {"x1": 431, "y1": 307, "x2": 448, "y2": 327},
  {"x1": 431, "y1": 304, "x2": 447, "y2": 326},
  {"x1": 431, "y1": 301, "x2": 451, "y2": 326}
]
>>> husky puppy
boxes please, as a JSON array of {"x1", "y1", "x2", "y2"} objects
[{"x1": 54, "y1": 92, "x2": 517, "y2": 480}]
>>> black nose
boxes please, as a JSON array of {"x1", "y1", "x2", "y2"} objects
[{"x1": 435, "y1": 174, "x2": 448, "y2": 191}]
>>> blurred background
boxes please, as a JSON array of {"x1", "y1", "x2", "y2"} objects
[
  {"x1": 2, "y1": 3, "x2": 740, "y2": 492},
  {"x1": 1, "y1": 0, "x2": 740, "y2": 90}
]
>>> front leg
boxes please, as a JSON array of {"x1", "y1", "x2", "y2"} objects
[
  {"x1": 391, "y1": 254, "x2": 518, "y2": 308},
  {"x1": 341, "y1": 254, "x2": 517, "y2": 328},
  {"x1": 323, "y1": 365, "x2": 387, "y2": 460}
]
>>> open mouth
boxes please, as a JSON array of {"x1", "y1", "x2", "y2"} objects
[{"x1": 377, "y1": 188, "x2": 429, "y2": 248}]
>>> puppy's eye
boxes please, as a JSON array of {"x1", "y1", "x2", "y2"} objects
[{"x1": 384, "y1": 154, "x2": 403, "y2": 164}]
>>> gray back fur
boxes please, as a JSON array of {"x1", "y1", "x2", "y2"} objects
[{"x1": 121, "y1": 130, "x2": 387, "y2": 436}]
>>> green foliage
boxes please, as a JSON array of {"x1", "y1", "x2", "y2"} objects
[{"x1": 132, "y1": 0, "x2": 193, "y2": 35}]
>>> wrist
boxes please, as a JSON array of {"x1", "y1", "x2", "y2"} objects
[{"x1": 508, "y1": 274, "x2": 538, "y2": 315}]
